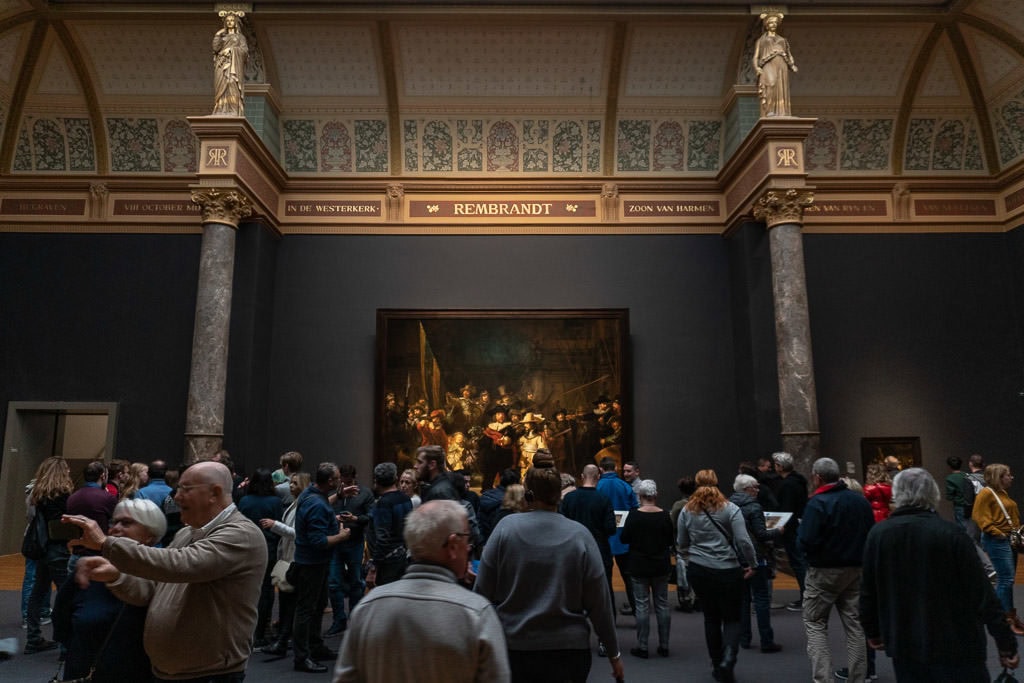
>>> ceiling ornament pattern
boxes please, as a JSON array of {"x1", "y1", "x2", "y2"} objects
[
  {"x1": 0, "y1": 2, "x2": 1021, "y2": 185},
  {"x1": 397, "y1": 25, "x2": 608, "y2": 98},
  {"x1": 791, "y1": 24, "x2": 927, "y2": 98},
  {"x1": 265, "y1": 24, "x2": 380, "y2": 98},
  {"x1": 624, "y1": 25, "x2": 737, "y2": 98},
  {"x1": 967, "y1": 0, "x2": 1024, "y2": 42},
  {"x1": 36, "y1": 41, "x2": 80, "y2": 96},
  {"x1": 72, "y1": 23, "x2": 212, "y2": 96},
  {"x1": 963, "y1": 27, "x2": 1022, "y2": 88},
  {"x1": 919, "y1": 41, "x2": 963, "y2": 99},
  {"x1": 0, "y1": 27, "x2": 23, "y2": 88}
]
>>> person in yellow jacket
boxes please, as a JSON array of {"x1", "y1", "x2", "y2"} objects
[{"x1": 972, "y1": 463, "x2": 1024, "y2": 634}]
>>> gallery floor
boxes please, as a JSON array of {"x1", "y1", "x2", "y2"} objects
[{"x1": 0, "y1": 553, "x2": 1017, "y2": 682}]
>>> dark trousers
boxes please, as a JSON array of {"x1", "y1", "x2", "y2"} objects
[
  {"x1": 613, "y1": 552, "x2": 635, "y2": 612},
  {"x1": 508, "y1": 648, "x2": 591, "y2": 683},
  {"x1": 892, "y1": 658, "x2": 990, "y2": 683},
  {"x1": 688, "y1": 562, "x2": 744, "y2": 665},
  {"x1": 275, "y1": 589, "x2": 296, "y2": 643},
  {"x1": 26, "y1": 545, "x2": 68, "y2": 644},
  {"x1": 741, "y1": 564, "x2": 775, "y2": 647},
  {"x1": 157, "y1": 674, "x2": 244, "y2": 683},
  {"x1": 291, "y1": 562, "x2": 329, "y2": 663},
  {"x1": 328, "y1": 543, "x2": 364, "y2": 627}
]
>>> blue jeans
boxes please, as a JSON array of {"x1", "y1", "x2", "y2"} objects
[
  {"x1": 632, "y1": 574, "x2": 670, "y2": 651},
  {"x1": 741, "y1": 563, "x2": 774, "y2": 647},
  {"x1": 26, "y1": 545, "x2": 68, "y2": 643},
  {"x1": 21, "y1": 557, "x2": 37, "y2": 620},
  {"x1": 328, "y1": 543, "x2": 364, "y2": 626},
  {"x1": 982, "y1": 533, "x2": 1015, "y2": 612}
]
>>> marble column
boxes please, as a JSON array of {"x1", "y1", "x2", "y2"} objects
[
  {"x1": 753, "y1": 188, "x2": 819, "y2": 477},
  {"x1": 184, "y1": 188, "x2": 253, "y2": 465}
]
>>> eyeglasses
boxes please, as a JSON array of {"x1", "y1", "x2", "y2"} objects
[
  {"x1": 443, "y1": 531, "x2": 473, "y2": 551},
  {"x1": 109, "y1": 517, "x2": 137, "y2": 527},
  {"x1": 177, "y1": 483, "x2": 211, "y2": 493}
]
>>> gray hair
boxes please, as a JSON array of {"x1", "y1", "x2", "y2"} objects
[
  {"x1": 373, "y1": 461, "x2": 398, "y2": 487},
  {"x1": 812, "y1": 457, "x2": 841, "y2": 483},
  {"x1": 734, "y1": 473, "x2": 759, "y2": 493},
  {"x1": 113, "y1": 498, "x2": 167, "y2": 543},
  {"x1": 892, "y1": 468, "x2": 940, "y2": 510},
  {"x1": 404, "y1": 499, "x2": 467, "y2": 561},
  {"x1": 772, "y1": 451, "x2": 794, "y2": 472},
  {"x1": 636, "y1": 479, "x2": 658, "y2": 499}
]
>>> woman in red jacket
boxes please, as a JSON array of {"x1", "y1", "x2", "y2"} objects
[{"x1": 863, "y1": 463, "x2": 893, "y2": 523}]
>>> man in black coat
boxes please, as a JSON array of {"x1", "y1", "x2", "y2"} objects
[
  {"x1": 860, "y1": 467, "x2": 1018, "y2": 681},
  {"x1": 773, "y1": 451, "x2": 808, "y2": 609}
]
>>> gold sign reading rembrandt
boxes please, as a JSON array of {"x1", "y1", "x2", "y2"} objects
[{"x1": 409, "y1": 200, "x2": 596, "y2": 219}]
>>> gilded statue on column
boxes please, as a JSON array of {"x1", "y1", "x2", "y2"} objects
[
  {"x1": 212, "y1": 11, "x2": 248, "y2": 116},
  {"x1": 753, "y1": 10, "x2": 798, "y2": 118}
]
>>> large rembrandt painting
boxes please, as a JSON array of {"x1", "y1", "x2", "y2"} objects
[{"x1": 376, "y1": 309, "x2": 630, "y2": 488}]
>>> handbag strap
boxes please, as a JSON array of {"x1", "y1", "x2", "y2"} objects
[
  {"x1": 987, "y1": 487, "x2": 1016, "y2": 527},
  {"x1": 703, "y1": 509, "x2": 746, "y2": 566}
]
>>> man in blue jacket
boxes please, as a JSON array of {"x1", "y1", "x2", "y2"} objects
[
  {"x1": 797, "y1": 457, "x2": 874, "y2": 683},
  {"x1": 292, "y1": 462, "x2": 350, "y2": 673},
  {"x1": 596, "y1": 456, "x2": 638, "y2": 617}
]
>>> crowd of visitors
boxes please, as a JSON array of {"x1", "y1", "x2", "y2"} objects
[{"x1": 12, "y1": 446, "x2": 1023, "y2": 683}]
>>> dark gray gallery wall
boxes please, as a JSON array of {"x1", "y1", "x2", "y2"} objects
[
  {"x1": 263, "y1": 235, "x2": 742, "y2": 490},
  {"x1": 3, "y1": 226, "x2": 1022, "y2": 495},
  {"x1": 804, "y1": 232, "x2": 1024, "y2": 477},
  {"x1": 0, "y1": 233, "x2": 201, "y2": 463}
]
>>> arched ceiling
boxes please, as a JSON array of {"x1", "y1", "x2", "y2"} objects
[{"x1": 1, "y1": 0, "x2": 1023, "y2": 182}]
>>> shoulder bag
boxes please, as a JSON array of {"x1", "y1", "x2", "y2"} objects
[
  {"x1": 21, "y1": 508, "x2": 47, "y2": 561},
  {"x1": 987, "y1": 487, "x2": 1024, "y2": 552}
]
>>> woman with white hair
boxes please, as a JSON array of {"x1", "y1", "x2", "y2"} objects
[
  {"x1": 620, "y1": 478, "x2": 674, "y2": 658},
  {"x1": 54, "y1": 498, "x2": 166, "y2": 681}
]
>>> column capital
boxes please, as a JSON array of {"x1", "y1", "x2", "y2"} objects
[
  {"x1": 190, "y1": 187, "x2": 253, "y2": 228},
  {"x1": 753, "y1": 188, "x2": 814, "y2": 229}
]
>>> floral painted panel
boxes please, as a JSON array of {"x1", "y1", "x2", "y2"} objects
[
  {"x1": 932, "y1": 119, "x2": 965, "y2": 171},
  {"x1": 403, "y1": 118, "x2": 600, "y2": 174},
  {"x1": 283, "y1": 120, "x2": 317, "y2": 172},
  {"x1": 162, "y1": 119, "x2": 196, "y2": 173},
  {"x1": 996, "y1": 120, "x2": 1018, "y2": 167},
  {"x1": 65, "y1": 119, "x2": 95, "y2": 171},
  {"x1": 1000, "y1": 98, "x2": 1024, "y2": 163},
  {"x1": 456, "y1": 119, "x2": 483, "y2": 171},
  {"x1": 13, "y1": 125, "x2": 31, "y2": 171},
  {"x1": 805, "y1": 119, "x2": 838, "y2": 171},
  {"x1": 523, "y1": 120, "x2": 549, "y2": 145},
  {"x1": 487, "y1": 121, "x2": 519, "y2": 172},
  {"x1": 617, "y1": 120, "x2": 651, "y2": 172},
  {"x1": 964, "y1": 123, "x2": 983, "y2": 171},
  {"x1": 524, "y1": 148, "x2": 549, "y2": 172},
  {"x1": 354, "y1": 120, "x2": 388, "y2": 173},
  {"x1": 904, "y1": 119, "x2": 935, "y2": 171},
  {"x1": 404, "y1": 120, "x2": 419, "y2": 172},
  {"x1": 687, "y1": 120, "x2": 721, "y2": 172},
  {"x1": 321, "y1": 121, "x2": 353, "y2": 172},
  {"x1": 587, "y1": 120, "x2": 601, "y2": 173},
  {"x1": 840, "y1": 119, "x2": 892, "y2": 171},
  {"x1": 652, "y1": 121, "x2": 685, "y2": 171},
  {"x1": 32, "y1": 119, "x2": 66, "y2": 171},
  {"x1": 552, "y1": 120, "x2": 583, "y2": 173},
  {"x1": 108, "y1": 118, "x2": 160, "y2": 172},
  {"x1": 423, "y1": 120, "x2": 453, "y2": 172}
]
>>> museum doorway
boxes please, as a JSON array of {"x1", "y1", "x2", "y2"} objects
[{"x1": 0, "y1": 402, "x2": 118, "y2": 554}]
